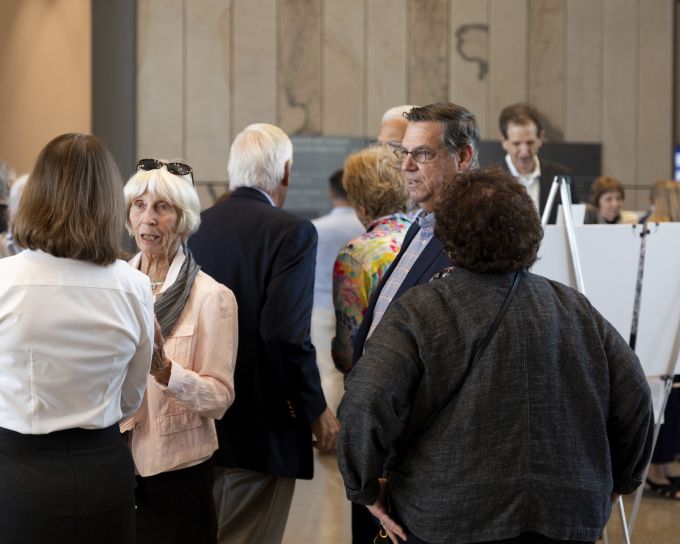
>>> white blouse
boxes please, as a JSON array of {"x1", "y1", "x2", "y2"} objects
[{"x1": 0, "y1": 250, "x2": 154, "y2": 434}]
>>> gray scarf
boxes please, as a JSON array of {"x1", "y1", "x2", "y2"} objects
[{"x1": 155, "y1": 245, "x2": 200, "y2": 338}]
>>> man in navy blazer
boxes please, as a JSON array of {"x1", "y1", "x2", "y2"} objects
[
  {"x1": 351, "y1": 102, "x2": 479, "y2": 366},
  {"x1": 347, "y1": 103, "x2": 480, "y2": 542},
  {"x1": 189, "y1": 123, "x2": 339, "y2": 544}
]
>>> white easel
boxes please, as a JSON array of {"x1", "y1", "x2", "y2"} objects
[{"x1": 541, "y1": 176, "x2": 633, "y2": 544}]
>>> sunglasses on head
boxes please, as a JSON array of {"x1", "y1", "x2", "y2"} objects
[{"x1": 136, "y1": 158, "x2": 194, "y2": 185}]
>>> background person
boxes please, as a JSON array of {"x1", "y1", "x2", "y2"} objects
[
  {"x1": 377, "y1": 105, "x2": 417, "y2": 147},
  {"x1": 0, "y1": 159, "x2": 14, "y2": 234},
  {"x1": 644, "y1": 179, "x2": 680, "y2": 499},
  {"x1": 0, "y1": 173, "x2": 28, "y2": 258},
  {"x1": 123, "y1": 159, "x2": 238, "y2": 543},
  {"x1": 331, "y1": 146, "x2": 411, "y2": 374},
  {"x1": 584, "y1": 176, "x2": 638, "y2": 224},
  {"x1": 0, "y1": 133, "x2": 154, "y2": 544},
  {"x1": 311, "y1": 169, "x2": 364, "y2": 412},
  {"x1": 499, "y1": 102, "x2": 577, "y2": 224},
  {"x1": 648, "y1": 180, "x2": 680, "y2": 222},
  {"x1": 338, "y1": 167, "x2": 654, "y2": 544}
]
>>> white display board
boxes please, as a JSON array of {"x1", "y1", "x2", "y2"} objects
[{"x1": 532, "y1": 223, "x2": 680, "y2": 377}]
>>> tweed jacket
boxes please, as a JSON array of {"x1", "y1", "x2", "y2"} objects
[{"x1": 338, "y1": 269, "x2": 654, "y2": 544}]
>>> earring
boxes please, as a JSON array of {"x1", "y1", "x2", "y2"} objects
[{"x1": 128, "y1": 232, "x2": 134, "y2": 237}]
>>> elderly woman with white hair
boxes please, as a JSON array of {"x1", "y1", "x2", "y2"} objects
[{"x1": 123, "y1": 159, "x2": 238, "y2": 544}]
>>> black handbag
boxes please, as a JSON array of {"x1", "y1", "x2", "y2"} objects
[{"x1": 373, "y1": 270, "x2": 523, "y2": 543}]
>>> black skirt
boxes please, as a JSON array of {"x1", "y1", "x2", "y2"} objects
[{"x1": 0, "y1": 424, "x2": 136, "y2": 544}]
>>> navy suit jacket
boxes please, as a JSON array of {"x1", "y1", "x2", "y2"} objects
[
  {"x1": 351, "y1": 221, "x2": 452, "y2": 364},
  {"x1": 188, "y1": 187, "x2": 326, "y2": 479}
]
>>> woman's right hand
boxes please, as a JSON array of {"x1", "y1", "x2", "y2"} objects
[{"x1": 150, "y1": 317, "x2": 171, "y2": 385}]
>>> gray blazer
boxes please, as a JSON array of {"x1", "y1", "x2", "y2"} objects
[{"x1": 338, "y1": 268, "x2": 654, "y2": 544}]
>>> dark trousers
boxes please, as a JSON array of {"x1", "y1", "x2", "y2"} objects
[
  {"x1": 135, "y1": 459, "x2": 217, "y2": 544},
  {"x1": 353, "y1": 501, "x2": 380, "y2": 543},
  {"x1": 0, "y1": 425, "x2": 136, "y2": 544},
  {"x1": 399, "y1": 531, "x2": 594, "y2": 544}
]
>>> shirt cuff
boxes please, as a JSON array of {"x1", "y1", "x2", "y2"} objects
[{"x1": 153, "y1": 359, "x2": 187, "y2": 396}]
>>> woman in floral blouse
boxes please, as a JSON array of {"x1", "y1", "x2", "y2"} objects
[{"x1": 331, "y1": 146, "x2": 412, "y2": 373}]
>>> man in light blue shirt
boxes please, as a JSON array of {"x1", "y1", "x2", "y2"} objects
[{"x1": 311, "y1": 169, "x2": 364, "y2": 411}]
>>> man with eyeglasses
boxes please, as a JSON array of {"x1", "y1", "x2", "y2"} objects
[{"x1": 342, "y1": 102, "x2": 479, "y2": 543}]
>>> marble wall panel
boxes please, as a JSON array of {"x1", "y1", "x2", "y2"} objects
[
  {"x1": 279, "y1": 0, "x2": 322, "y2": 135},
  {"x1": 186, "y1": 0, "x2": 231, "y2": 182},
  {"x1": 367, "y1": 0, "x2": 408, "y2": 137},
  {"x1": 601, "y1": 0, "x2": 637, "y2": 189},
  {"x1": 137, "y1": 0, "x2": 184, "y2": 160},
  {"x1": 488, "y1": 0, "x2": 528, "y2": 136},
  {"x1": 528, "y1": 0, "x2": 566, "y2": 142},
  {"x1": 564, "y1": 0, "x2": 602, "y2": 143},
  {"x1": 449, "y1": 0, "x2": 490, "y2": 137},
  {"x1": 637, "y1": 0, "x2": 673, "y2": 200},
  {"x1": 231, "y1": 0, "x2": 277, "y2": 133},
  {"x1": 322, "y1": 0, "x2": 365, "y2": 136},
  {"x1": 409, "y1": 0, "x2": 449, "y2": 105}
]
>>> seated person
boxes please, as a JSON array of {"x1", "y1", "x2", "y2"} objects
[{"x1": 584, "y1": 176, "x2": 638, "y2": 224}]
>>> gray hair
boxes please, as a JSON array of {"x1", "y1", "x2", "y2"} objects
[
  {"x1": 124, "y1": 165, "x2": 201, "y2": 241},
  {"x1": 381, "y1": 105, "x2": 417, "y2": 125},
  {"x1": 228, "y1": 123, "x2": 293, "y2": 193},
  {"x1": 405, "y1": 102, "x2": 480, "y2": 168}
]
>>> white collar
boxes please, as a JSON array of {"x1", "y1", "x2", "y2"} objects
[
  {"x1": 505, "y1": 154, "x2": 541, "y2": 180},
  {"x1": 253, "y1": 187, "x2": 276, "y2": 207}
]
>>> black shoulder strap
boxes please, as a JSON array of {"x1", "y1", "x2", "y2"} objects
[{"x1": 405, "y1": 270, "x2": 523, "y2": 449}]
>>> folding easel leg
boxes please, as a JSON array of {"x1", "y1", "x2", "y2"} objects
[{"x1": 618, "y1": 496, "x2": 631, "y2": 544}]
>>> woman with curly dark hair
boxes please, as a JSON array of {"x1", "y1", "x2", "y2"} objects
[{"x1": 338, "y1": 167, "x2": 654, "y2": 544}]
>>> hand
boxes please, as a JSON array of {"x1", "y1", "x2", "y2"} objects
[
  {"x1": 366, "y1": 478, "x2": 406, "y2": 543},
  {"x1": 310, "y1": 407, "x2": 340, "y2": 452},
  {"x1": 150, "y1": 317, "x2": 171, "y2": 385}
]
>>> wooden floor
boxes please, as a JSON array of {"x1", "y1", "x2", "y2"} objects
[{"x1": 283, "y1": 454, "x2": 680, "y2": 544}]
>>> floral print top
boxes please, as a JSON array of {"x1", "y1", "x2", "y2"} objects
[{"x1": 331, "y1": 213, "x2": 412, "y2": 373}]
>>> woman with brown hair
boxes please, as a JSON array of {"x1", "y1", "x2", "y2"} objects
[
  {"x1": 584, "y1": 176, "x2": 638, "y2": 224},
  {"x1": 0, "y1": 133, "x2": 154, "y2": 543}
]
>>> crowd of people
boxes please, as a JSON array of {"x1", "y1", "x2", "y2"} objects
[{"x1": 0, "y1": 100, "x2": 676, "y2": 544}]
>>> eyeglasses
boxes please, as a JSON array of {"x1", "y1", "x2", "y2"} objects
[
  {"x1": 136, "y1": 158, "x2": 194, "y2": 185},
  {"x1": 392, "y1": 147, "x2": 436, "y2": 164}
]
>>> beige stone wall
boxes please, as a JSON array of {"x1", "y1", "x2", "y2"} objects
[
  {"x1": 137, "y1": 0, "x2": 674, "y2": 209},
  {"x1": 0, "y1": 0, "x2": 91, "y2": 175}
]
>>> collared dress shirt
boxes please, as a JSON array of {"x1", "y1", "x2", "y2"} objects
[
  {"x1": 368, "y1": 211, "x2": 434, "y2": 337},
  {"x1": 0, "y1": 249, "x2": 154, "y2": 434},
  {"x1": 505, "y1": 154, "x2": 541, "y2": 211}
]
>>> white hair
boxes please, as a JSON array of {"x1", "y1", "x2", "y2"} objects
[
  {"x1": 124, "y1": 165, "x2": 201, "y2": 240},
  {"x1": 381, "y1": 105, "x2": 417, "y2": 125},
  {"x1": 8, "y1": 173, "x2": 29, "y2": 219},
  {"x1": 227, "y1": 123, "x2": 293, "y2": 193}
]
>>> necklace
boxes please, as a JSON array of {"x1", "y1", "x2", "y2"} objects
[{"x1": 150, "y1": 279, "x2": 162, "y2": 291}]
